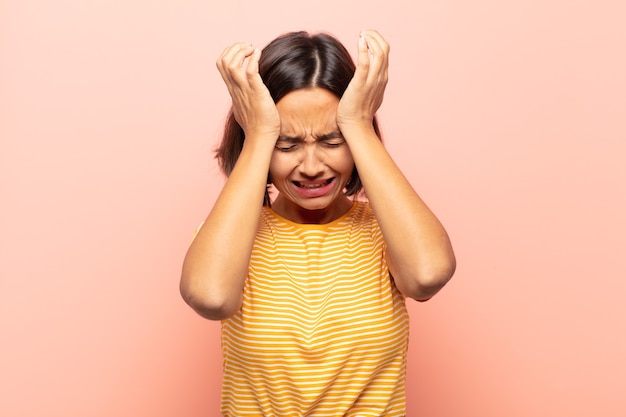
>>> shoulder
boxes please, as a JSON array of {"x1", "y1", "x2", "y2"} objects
[{"x1": 349, "y1": 200, "x2": 377, "y2": 225}]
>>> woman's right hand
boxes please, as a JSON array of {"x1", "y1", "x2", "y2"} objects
[{"x1": 216, "y1": 43, "x2": 281, "y2": 139}]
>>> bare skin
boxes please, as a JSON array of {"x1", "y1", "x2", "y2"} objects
[
  {"x1": 180, "y1": 30, "x2": 456, "y2": 320},
  {"x1": 270, "y1": 87, "x2": 355, "y2": 224}
]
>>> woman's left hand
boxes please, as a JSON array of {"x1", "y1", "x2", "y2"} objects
[{"x1": 337, "y1": 30, "x2": 389, "y2": 131}]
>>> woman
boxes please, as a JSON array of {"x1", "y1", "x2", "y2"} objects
[{"x1": 181, "y1": 29, "x2": 455, "y2": 416}]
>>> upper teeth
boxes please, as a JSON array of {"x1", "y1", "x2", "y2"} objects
[{"x1": 298, "y1": 180, "x2": 330, "y2": 189}]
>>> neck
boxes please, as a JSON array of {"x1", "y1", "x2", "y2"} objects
[{"x1": 272, "y1": 195, "x2": 353, "y2": 224}]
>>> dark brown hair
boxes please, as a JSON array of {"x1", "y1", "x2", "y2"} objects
[{"x1": 216, "y1": 31, "x2": 382, "y2": 206}]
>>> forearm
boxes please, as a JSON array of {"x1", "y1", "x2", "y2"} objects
[
  {"x1": 180, "y1": 139, "x2": 274, "y2": 319},
  {"x1": 342, "y1": 125, "x2": 456, "y2": 300}
]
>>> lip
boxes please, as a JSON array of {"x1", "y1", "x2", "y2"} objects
[{"x1": 291, "y1": 178, "x2": 336, "y2": 198}]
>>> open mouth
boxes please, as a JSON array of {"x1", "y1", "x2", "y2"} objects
[{"x1": 293, "y1": 178, "x2": 334, "y2": 189}]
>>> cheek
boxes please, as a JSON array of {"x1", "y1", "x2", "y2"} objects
[
  {"x1": 268, "y1": 153, "x2": 291, "y2": 181},
  {"x1": 335, "y1": 149, "x2": 355, "y2": 175}
]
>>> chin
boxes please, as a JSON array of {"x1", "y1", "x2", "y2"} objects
[{"x1": 295, "y1": 198, "x2": 334, "y2": 211}]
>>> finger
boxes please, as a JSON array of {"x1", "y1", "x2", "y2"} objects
[
  {"x1": 245, "y1": 48, "x2": 263, "y2": 87},
  {"x1": 216, "y1": 44, "x2": 256, "y2": 109},
  {"x1": 217, "y1": 43, "x2": 254, "y2": 84},
  {"x1": 360, "y1": 32, "x2": 389, "y2": 86},
  {"x1": 218, "y1": 42, "x2": 253, "y2": 67},
  {"x1": 217, "y1": 43, "x2": 245, "y2": 74},
  {"x1": 353, "y1": 34, "x2": 370, "y2": 83},
  {"x1": 217, "y1": 44, "x2": 240, "y2": 88},
  {"x1": 361, "y1": 31, "x2": 388, "y2": 67},
  {"x1": 360, "y1": 30, "x2": 389, "y2": 55}
]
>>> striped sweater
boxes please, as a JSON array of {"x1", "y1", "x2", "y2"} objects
[{"x1": 221, "y1": 201, "x2": 409, "y2": 416}]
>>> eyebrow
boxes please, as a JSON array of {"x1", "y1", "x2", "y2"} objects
[{"x1": 277, "y1": 131, "x2": 343, "y2": 142}]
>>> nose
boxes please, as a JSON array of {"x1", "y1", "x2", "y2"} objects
[{"x1": 298, "y1": 144, "x2": 324, "y2": 177}]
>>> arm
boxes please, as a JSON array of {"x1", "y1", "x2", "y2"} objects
[
  {"x1": 337, "y1": 31, "x2": 456, "y2": 301},
  {"x1": 180, "y1": 44, "x2": 280, "y2": 320}
]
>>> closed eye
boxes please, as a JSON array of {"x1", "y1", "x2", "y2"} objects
[
  {"x1": 275, "y1": 144, "x2": 297, "y2": 152},
  {"x1": 316, "y1": 131, "x2": 344, "y2": 148},
  {"x1": 275, "y1": 132, "x2": 344, "y2": 151},
  {"x1": 275, "y1": 139, "x2": 299, "y2": 152},
  {"x1": 322, "y1": 139, "x2": 345, "y2": 147}
]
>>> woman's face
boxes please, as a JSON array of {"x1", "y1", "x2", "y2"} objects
[{"x1": 269, "y1": 87, "x2": 355, "y2": 224}]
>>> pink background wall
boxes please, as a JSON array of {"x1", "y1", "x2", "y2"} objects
[{"x1": 2, "y1": 1, "x2": 625, "y2": 416}]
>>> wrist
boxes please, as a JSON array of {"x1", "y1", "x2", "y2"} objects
[
  {"x1": 239, "y1": 134, "x2": 278, "y2": 160},
  {"x1": 338, "y1": 121, "x2": 377, "y2": 138}
]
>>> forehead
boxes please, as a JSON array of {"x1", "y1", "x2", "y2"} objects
[{"x1": 275, "y1": 88, "x2": 339, "y2": 132}]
